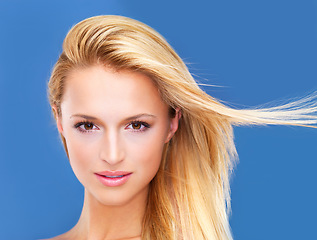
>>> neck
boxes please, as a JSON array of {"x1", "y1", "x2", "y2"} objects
[{"x1": 66, "y1": 189, "x2": 147, "y2": 240}]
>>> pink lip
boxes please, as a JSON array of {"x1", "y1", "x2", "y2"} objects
[{"x1": 95, "y1": 171, "x2": 132, "y2": 187}]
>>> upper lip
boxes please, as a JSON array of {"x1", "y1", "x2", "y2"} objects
[{"x1": 95, "y1": 171, "x2": 132, "y2": 176}]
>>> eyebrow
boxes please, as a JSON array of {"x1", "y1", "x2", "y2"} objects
[
  {"x1": 70, "y1": 114, "x2": 98, "y2": 120},
  {"x1": 70, "y1": 113, "x2": 157, "y2": 121},
  {"x1": 125, "y1": 113, "x2": 157, "y2": 121}
]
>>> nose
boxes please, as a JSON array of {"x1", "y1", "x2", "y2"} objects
[{"x1": 99, "y1": 129, "x2": 124, "y2": 165}]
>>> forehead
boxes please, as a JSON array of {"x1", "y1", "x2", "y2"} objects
[{"x1": 61, "y1": 65, "x2": 168, "y2": 118}]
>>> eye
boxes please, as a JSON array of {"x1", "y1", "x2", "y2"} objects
[
  {"x1": 131, "y1": 122, "x2": 142, "y2": 129},
  {"x1": 74, "y1": 121, "x2": 99, "y2": 132},
  {"x1": 126, "y1": 121, "x2": 150, "y2": 131},
  {"x1": 82, "y1": 123, "x2": 95, "y2": 130}
]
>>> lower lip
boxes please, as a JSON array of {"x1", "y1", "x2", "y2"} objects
[{"x1": 95, "y1": 173, "x2": 132, "y2": 187}]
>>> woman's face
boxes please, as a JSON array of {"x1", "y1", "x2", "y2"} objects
[{"x1": 55, "y1": 65, "x2": 179, "y2": 206}]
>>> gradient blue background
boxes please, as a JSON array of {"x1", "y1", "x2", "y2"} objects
[{"x1": 0, "y1": 0, "x2": 316, "y2": 239}]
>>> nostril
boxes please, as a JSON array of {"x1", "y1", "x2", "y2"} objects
[
  {"x1": 99, "y1": 143, "x2": 124, "y2": 165},
  {"x1": 99, "y1": 130, "x2": 125, "y2": 165}
]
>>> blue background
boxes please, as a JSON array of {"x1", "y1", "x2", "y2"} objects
[{"x1": 0, "y1": 0, "x2": 316, "y2": 239}]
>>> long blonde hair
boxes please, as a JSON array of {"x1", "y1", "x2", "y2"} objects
[{"x1": 48, "y1": 15, "x2": 317, "y2": 239}]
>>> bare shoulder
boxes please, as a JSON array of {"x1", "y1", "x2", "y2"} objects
[
  {"x1": 38, "y1": 233, "x2": 69, "y2": 240},
  {"x1": 38, "y1": 237, "x2": 62, "y2": 240},
  {"x1": 125, "y1": 237, "x2": 141, "y2": 240},
  {"x1": 39, "y1": 237, "x2": 66, "y2": 240}
]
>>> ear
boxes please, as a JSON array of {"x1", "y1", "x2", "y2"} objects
[
  {"x1": 165, "y1": 108, "x2": 181, "y2": 143},
  {"x1": 52, "y1": 105, "x2": 64, "y2": 136}
]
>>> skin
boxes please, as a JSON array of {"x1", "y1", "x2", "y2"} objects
[{"x1": 47, "y1": 65, "x2": 180, "y2": 240}]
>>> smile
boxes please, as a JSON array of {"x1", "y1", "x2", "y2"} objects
[
  {"x1": 104, "y1": 175, "x2": 124, "y2": 178},
  {"x1": 95, "y1": 171, "x2": 132, "y2": 187}
]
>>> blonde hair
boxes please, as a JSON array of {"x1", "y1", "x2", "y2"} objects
[{"x1": 48, "y1": 15, "x2": 317, "y2": 239}]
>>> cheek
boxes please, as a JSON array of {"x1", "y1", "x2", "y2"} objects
[
  {"x1": 65, "y1": 135, "x2": 98, "y2": 179},
  {"x1": 128, "y1": 130, "x2": 168, "y2": 179}
]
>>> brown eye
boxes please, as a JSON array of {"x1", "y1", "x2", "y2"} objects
[
  {"x1": 84, "y1": 123, "x2": 94, "y2": 130},
  {"x1": 126, "y1": 121, "x2": 150, "y2": 131},
  {"x1": 74, "y1": 121, "x2": 99, "y2": 132},
  {"x1": 132, "y1": 122, "x2": 141, "y2": 129}
]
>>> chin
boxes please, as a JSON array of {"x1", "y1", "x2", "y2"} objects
[
  {"x1": 97, "y1": 196, "x2": 133, "y2": 207},
  {"x1": 87, "y1": 187, "x2": 148, "y2": 207}
]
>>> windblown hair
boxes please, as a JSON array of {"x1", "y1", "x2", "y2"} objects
[{"x1": 48, "y1": 15, "x2": 317, "y2": 239}]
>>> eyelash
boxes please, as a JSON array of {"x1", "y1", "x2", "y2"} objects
[
  {"x1": 73, "y1": 120, "x2": 151, "y2": 133},
  {"x1": 127, "y1": 121, "x2": 151, "y2": 132},
  {"x1": 74, "y1": 121, "x2": 98, "y2": 133}
]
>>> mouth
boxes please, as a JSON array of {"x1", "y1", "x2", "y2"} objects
[
  {"x1": 103, "y1": 175, "x2": 125, "y2": 178},
  {"x1": 95, "y1": 171, "x2": 132, "y2": 187}
]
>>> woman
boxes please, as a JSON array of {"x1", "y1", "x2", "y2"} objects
[{"x1": 47, "y1": 15, "x2": 317, "y2": 239}]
